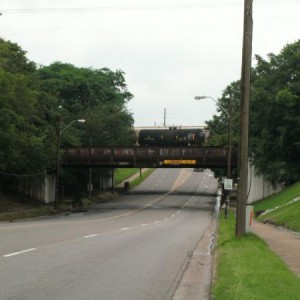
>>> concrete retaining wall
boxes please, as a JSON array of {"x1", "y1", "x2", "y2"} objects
[{"x1": 247, "y1": 163, "x2": 282, "y2": 203}]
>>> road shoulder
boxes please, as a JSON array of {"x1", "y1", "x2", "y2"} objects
[{"x1": 173, "y1": 217, "x2": 217, "y2": 300}]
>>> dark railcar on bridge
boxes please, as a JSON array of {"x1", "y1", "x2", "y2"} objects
[{"x1": 138, "y1": 128, "x2": 206, "y2": 146}]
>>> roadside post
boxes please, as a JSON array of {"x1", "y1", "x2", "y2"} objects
[
  {"x1": 224, "y1": 178, "x2": 233, "y2": 218},
  {"x1": 246, "y1": 205, "x2": 254, "y2": 232}
]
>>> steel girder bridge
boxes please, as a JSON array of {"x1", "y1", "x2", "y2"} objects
[{"x1": 61, "y1": 146, "x2": 237, "y2": 169}]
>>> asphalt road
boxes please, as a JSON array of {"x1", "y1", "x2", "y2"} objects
[{"x1": 0, "y1": 168, "x2": 218, "y2": 300}]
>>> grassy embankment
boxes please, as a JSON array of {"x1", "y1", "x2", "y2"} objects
[
  {"x1": 114, "y1": 168, "x2": 155, "y2": 188},
  {"x1": 253, "y1": 181, "x2": 300, "y2": 232},
  {"x1": 114, "y1": 168, "x2": 140, "y2": 185},
  {"x1": 213, "y1": 181, "x2": 300, "y2": 299},
  {"x1": 213, "y1": 210, "x2": 300, "y2": 299}
]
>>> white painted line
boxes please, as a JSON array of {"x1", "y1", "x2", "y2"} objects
[
  {"x1": 142, "y1": 224, "x2": 148, "y2": 227},
  {"x1": 121, "y1": 227, "x2": 129, "y2": 231},
  {"x1": 84, "y1": 234, "x2": 98, "y2": 238},
  {"x1": 3, "y1": 248, "x2": 36, "y2": 258},
  {"x1": 171, "y1": 214, "x2": 175, "y2": 217},
  {"x1": 176, "y1": 210, "x2": 181, "y2": 214},
  {"x1": 164, "y1": 218, "x2": 169, "y2": 221},
  {"x1": 154, "y1": 221, "x2": 160, "y2": 224}
]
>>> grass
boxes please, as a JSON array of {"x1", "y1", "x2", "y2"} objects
[
  {"x1": 113, "y1": 168, "x2": 155, "y2": 189},
  {"x1": 0, "y1": 206, "x2": 57, "y2": 222},
  {"x1": 253, "y1": 181, "x2": 300, "y2": 232},
  {"x1": 212, "y1": 210, "x2": 300, "y2": 300},
  {"x1": 257, "y1": 198, "x2": 300, "y2": 232},
  {"x1": 114, "y1": 168, "x2": 140, "y2": 184},
  {"x1": 253, "y1": 181, "x2": 300, "y2": 211},
  {"x1": 129, "y1": 168, "x2": 155, "y2": 188}
]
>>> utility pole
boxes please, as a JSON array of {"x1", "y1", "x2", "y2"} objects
[
  {"x1": 224, "y1": 94, "x2": 232, "y2": 219},
  {"x1": 236, "y1": 0, "x2": 253, "y2": 236},
  {"x1": 163, "y1": 108, "x2": 166, "y2": 127}
]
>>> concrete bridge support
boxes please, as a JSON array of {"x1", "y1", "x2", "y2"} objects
[{"x1": 18, "y1": 174, "x2": 56, "y2": 204}]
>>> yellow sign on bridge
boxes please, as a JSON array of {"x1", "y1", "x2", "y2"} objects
[{"x1": 163, "y1": 159, "x2": 196, "y2": 165}]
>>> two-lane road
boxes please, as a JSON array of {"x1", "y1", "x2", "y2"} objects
[{"x1": 0, "y1": 168, "x2": 218, "y2": 300}]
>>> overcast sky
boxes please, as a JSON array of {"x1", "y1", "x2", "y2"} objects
[{"x1": 1, "y1": 0, "x2": 299, "y2": 127}]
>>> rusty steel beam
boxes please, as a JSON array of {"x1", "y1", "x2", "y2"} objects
[{"x1": 61, "y1": 146, "x2": 237, "y2": 169}]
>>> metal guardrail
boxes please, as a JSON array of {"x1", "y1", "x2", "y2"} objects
[{"x1": 61, "y1": 146, "x2": 237, "y2": 169}]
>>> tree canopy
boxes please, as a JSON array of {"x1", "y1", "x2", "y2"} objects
[
  {"x1": 205, "y1": 40, "x2": 300, "y2": 185},
  {"x1": 0, "y1": 38, "x2": 135, "y2": 193},
  {"x1": 250, "y1": 40, "x2": 300, "y2": 184}
]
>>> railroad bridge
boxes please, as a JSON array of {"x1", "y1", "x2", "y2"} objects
[{"x1": 61, "y1": 146, "x2": 237, "y2": 169}]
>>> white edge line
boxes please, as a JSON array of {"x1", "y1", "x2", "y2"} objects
[
  {"x1": 142, "y1": 224, "x2": 148, "y2": 226},
  {"x1": 121, "y1": 227, "x2": 129, "y2": 231},
  {"x1": 84, "y1": 234, "x2": 99, "y2": 238},
  {"x1": 3, "y1": 248, "x2": 36, "y2": 258}
]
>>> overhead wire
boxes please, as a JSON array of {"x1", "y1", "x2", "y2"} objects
[{"x1": 1, "y1": 0, "x2": 299, "y2": 15}]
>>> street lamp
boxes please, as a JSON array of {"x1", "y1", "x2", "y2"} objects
[
  {"x1": 54, "y1": 119, "x2": 86, "y2": 210},
  {"x1": 195, "y1": 95, "x2": 232, "y2": 216}
]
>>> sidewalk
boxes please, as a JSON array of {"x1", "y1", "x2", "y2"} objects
[{"x1": 252, "y1": 220, "x2": 300, "y2": 277}]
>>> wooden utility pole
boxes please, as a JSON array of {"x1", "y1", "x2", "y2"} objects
[{"x1": 236, "y1": 0, "x2": 253, "y2": 236}]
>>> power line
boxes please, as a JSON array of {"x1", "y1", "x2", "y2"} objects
[{"x1": 1, "y1": 0, "x2": 299, "y2": 15}]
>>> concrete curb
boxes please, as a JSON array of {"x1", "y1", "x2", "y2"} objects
[{"x1": 172, "y1": 217, "x2": 218, "y2": 300}]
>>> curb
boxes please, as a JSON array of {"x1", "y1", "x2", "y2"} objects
[{"x1": 172, "y1": 217, "x2": 218, "y2": 300}]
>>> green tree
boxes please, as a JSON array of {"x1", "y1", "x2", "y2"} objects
[
  {"x1": 37, "y1": 62, "x2": 135, "y2": 194},
  {"x1": 37, "y1": 62, "x2": 135, "y2": 146},
  {"x1": 250, "y1": 40, "x2": 300, "y2": 184},
  {"x1": 0, "y1": 39, "x2": 56, "y2": 176}
]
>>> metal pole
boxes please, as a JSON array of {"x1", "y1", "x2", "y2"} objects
[
  {"x1": 227, "y1": 96, "x2": 232, "y2": 179},
  {"x1": 111, "y1": 168, "x2": 114, "y2": 194},
  {"x1": 236, "y1": 0, "x2": 253, "y2": 236},
  {"x1": 54, "y1": 119, "x2": 61, "y2": 210},
  {"x1": 88, "y1": 135, "x2": 92, "y2": 198},
  {"x1": 54, "y1": 118, "x2": 85, "y2": 209},
  {"x1": 225, "y1": 95, "x2": 232, "y2": 219}
]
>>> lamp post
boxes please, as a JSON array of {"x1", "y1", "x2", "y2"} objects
[
  {"x1": 194, "y1": 95, "x2": 232, "y2": 216},
  {"x1": 54, "y1": 118, "x2": 86, "y2": 210}
]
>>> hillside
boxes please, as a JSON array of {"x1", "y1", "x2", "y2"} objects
[{"x1": 253, "y1": 182, "x2": 300, "y2": 232}]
